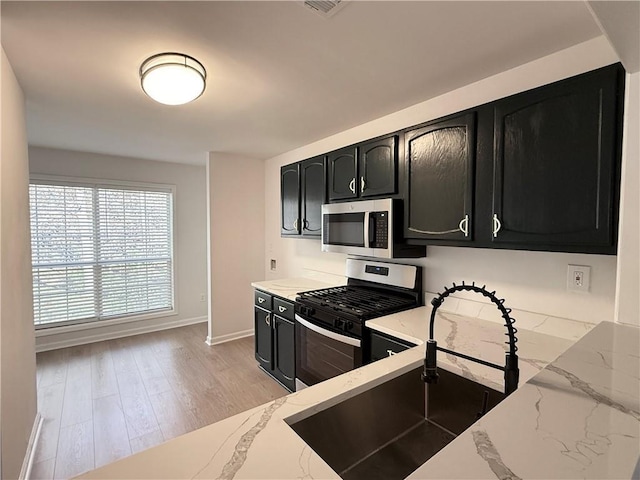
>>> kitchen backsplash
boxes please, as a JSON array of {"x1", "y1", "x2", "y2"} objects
[{"x1": 428, "y1": 291, "x2": 596, "y2": 341}]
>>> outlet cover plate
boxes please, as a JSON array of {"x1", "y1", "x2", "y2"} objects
[{"x1": 567, "y1": 265, "x2": 591, "y2": 293}]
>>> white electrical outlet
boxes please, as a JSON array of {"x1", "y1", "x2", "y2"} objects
[{"x1": 567, "y1": 265, "x2": 591, "y2": 293}]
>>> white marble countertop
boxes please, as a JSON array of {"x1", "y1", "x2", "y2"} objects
[
  {"x1": 80, "y1": 302, "x2": 639, "y2": 480},
  {"x1": 251, "y1": 277, "x2": 344, "y2": 300}
]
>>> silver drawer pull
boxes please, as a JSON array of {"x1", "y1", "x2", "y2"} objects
[
  {"x1": 278, "y1": 306, "x2": 287, "y2": 313},
  {"x1": 492, "y1": 214, "x2": 502, "y2": 238},
  {"x1": 258, "y1": 297, "x2": 265, "y2": 304},
  {"x1": 387, "y1": 349, "x2": 396, "y2": 357},
  {"x1": 459, "y1": 215, "x2": 469, "y2": 237},
  {"x1": 265, "y1": 314, "x2": 271, "y2": 326}
]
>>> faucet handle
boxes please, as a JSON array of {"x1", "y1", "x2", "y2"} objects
[{"x1": 422, "y1": 340, "x2": 440, "y2": 384}]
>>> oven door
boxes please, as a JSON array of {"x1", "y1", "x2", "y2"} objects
[{"x1": 295, "y1": 314, "x2": 363, "y2": 389}]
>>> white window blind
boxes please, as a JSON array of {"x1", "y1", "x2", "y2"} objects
[{"x1": 30, "y1": 181, "x2": 174, "y2": 328}]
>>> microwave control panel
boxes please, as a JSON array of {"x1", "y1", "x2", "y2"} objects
[{"x1": 371, "y1": 211, "x2": 389, "y2": 248}]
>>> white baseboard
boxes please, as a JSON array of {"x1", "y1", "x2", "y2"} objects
[
  {"x1": 36, "y1": 316, "x2": 208, "y2": 352},
  {"x1": 19, "y1": 412, "x2": 43, "y2": 480},
  {"x1": 205, "y1": 328, "x2": 253, "y2": 346}
]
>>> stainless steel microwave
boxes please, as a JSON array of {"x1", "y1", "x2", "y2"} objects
[{"x1": 321, "y1": 198, "x2": 426, "y2": 259}]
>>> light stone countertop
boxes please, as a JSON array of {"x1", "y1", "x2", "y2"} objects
[
  {"x1": 80, "y1": 299, "x2": 640, "y2": 479},
  {"x1": 251, "y1": 277, "x2": 344, "y2": 300}
]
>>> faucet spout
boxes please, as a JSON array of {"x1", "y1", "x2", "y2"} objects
[{"x1": 423, "y1": 282, "x2": 520, "y2": 396}]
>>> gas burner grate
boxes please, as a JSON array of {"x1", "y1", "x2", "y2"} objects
[{"x1": 298, "y1": 285, "x2": 417, "y2": 318}]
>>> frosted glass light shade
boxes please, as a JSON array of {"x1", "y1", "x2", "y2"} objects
[{"x1": 140, "y1": 53, "x2": 206, "y2": 106}]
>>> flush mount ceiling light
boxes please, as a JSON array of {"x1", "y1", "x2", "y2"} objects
[{"x1": 139, "y1": 52, "x2": 206, "y2": 106}]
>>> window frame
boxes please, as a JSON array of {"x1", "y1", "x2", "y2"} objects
[{"x1": 30, "y1": 174, "x2": 178, "y2": 333}]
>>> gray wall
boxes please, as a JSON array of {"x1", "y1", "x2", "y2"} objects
[
  {"x1": 29, "y1": 147, "x2": 208, "y2": 350},
  {"x1": 1, "y1": 47, "x2": 37, "y2": 480},
  {"x1": 206, "y1": 152, "x2": 265, "y2": 344}
]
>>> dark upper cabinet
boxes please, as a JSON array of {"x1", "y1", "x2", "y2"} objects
[
  {"x1": 254, "y1": 306, "x2": 272, "y2": 370},
  {"x1": 328, "y1": 137, "x2": 398, "y2": 202},
  {"x1": 404, "y1": 113, "x2": 475, "y2": 241},
  {"x1": 327, "y1": 146, "x2": 358, "y2": 201},
  {"x1": 491, "y1": 64, "x2": 623, "y2": 251},
  {"x1": 281, "y1": 157, "x2": 325, "y2": 238},
  {"x1": 281, "y1": 163, "x2": 300, "y2": 236},
  {"x1": 359, "y1": 136, "x2": 397, "y2": 198},
  {"x1": 300, "y1": 156, "x2": 325, "y2": 236}
]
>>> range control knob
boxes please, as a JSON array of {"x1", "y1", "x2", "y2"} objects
[
  {"x1": 334, "y1": 318, "x2": 344, "y2": 329},
  {"x1": 300, "y1": 306, "x2": 315, "y2": 317},
  {"x1": 344, "y1": 321, "x2": 354, "y2": 331}
]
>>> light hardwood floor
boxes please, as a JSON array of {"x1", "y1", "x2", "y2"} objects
[{"x1": 32, "y1": 323, "x2": 287, "y2": 479}]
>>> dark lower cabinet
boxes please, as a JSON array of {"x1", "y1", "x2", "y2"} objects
[
  {"x1": 273, "y1": 315, "x2": 295, "y2": 388},
  {"x1": 366, "y1": 330, "x2": 416, "y2": 363},
  {"x1": 254, "y1": 290, "x2": 295, "y2": 392},
  {"x1": 491, "y1": 64, "x2": 624, "y2": 251},
  {"x1": 405, "y1": 113, "x2": 475, "y2": 242},
  {"x1": 254, "y1": 306, "x2": 272, "y2": 369}
]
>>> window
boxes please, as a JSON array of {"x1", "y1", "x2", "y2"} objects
[{"x1": 29, "y1": 179, "x2": 174, "y2": 328}]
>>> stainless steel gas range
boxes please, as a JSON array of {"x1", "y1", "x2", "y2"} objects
[{"x1": 294, "y1": 258, "x2": 422, "y2": 390}]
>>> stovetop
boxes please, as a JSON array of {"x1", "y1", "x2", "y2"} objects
[{"x1": 296, "y1": 285, "x2": 419, "y2": 323}]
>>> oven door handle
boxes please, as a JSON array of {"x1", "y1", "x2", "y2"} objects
[{"x1": 295, "y1": 314, "x2": 362, "y2": 348}]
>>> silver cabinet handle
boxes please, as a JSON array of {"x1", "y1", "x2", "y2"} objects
[
  {"x1": 265, "y1": 313, "x2": 271, "y2": 326},
  {"x1": 293, "y1": 219, "x2": 299, "y2": 231},
  {"x1": 349, "y1": 178, "x2": 356, "y2": 194},
  {"x1": 258, "y1": 297, "x2": 265, "y2": 304},
  {"x1": 492, "y1": 214, "x2": 502, "y2": 238},
  {"x1": 386, "y1": 349, "x2": 396, "y2": 357},
  {"x1": 278, "y1": 305, "x2": 287, "y2": 313},
  {"x1": 361, "y1": 177, "x2": 366, "y2": 192},
  {"x1": 459, "y1": 215, "x2": 469, "y2": 237},
  {"x1": 303, "y1": 219, "x2": 309, "y2": 230}
]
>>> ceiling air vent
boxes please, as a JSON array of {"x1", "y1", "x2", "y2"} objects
[{"x1": 302, "y1": 0, "x2": 346, "y2": 18}]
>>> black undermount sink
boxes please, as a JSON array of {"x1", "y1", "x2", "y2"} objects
[{"x1": 288, "y1": 366, "x2": 505, "y2": 480}]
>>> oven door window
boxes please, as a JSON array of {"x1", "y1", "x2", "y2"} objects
[
  {"x1": 323, "y1": 212, "x2": 365, "y2": 247},
  {"x1": 296, "y1": 321, "x2": 362, "y2": 387}
]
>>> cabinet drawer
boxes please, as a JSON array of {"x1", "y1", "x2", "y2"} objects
[
  {"x1": 273, "y1": 297, "x2": 295, "y2": 321},
  {"x1": 254, "y1": 290, "x2": 272, "y2": 309},
  {"x1": 370, "y1": 331, "x2": 416, "y2": 361}
]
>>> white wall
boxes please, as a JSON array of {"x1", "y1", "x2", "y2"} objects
[
  {"x1": 264, "y1": 37, "x2": 624, "y2": 325},
  {"x1": 29, "y1": 147, "x2": 208, "y2": 350},
  {"x1": 1, "y1": 47, "x2": 37, "y2": 480},
  {"x1": 206, "y1": 153, "x2": 265, "y2": 344},
  {"x1": 615, "y1": 71, "x2": 640, "y2": 327}
]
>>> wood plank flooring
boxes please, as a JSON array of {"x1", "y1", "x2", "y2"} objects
[{"x1": 31, "y1": 323, "x2": 287, "y2": 479}]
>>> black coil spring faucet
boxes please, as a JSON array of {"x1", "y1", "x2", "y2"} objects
[{"x1": 422, "y1": 282, "x2": 520, "y2": 396}]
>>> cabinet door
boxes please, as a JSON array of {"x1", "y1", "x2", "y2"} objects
[
  {"x1": 300, "y1": 156, "x2": 325, "y2": 237},
  {"x1": 359, "y1": 136, "x2": 397, "y2": 198},
  {"x1": 405, "y1": 113, "x2": 475, "y2": 241},
  {"x1": 254, "y1": 306, "x2": 272, "y2": 370},
  {"x1": 327, "y1": 146, "x2": 358, "y2": 202},
  {"x1": 281, "y1": 163, "x2": 300, "y2": 236},
  {"x1": 273, "y1": 315, "x2": 295, "y2": 391},
  {"x1": 369, "y1": 331, "x2": 415, "y2": 363},
  {"x1": 492, "y1": 65, "x2": 621, "y2": 249}
]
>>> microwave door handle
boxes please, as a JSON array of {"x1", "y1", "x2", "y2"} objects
[
  {"x1": 363, "y1": 211, "x2": 371, "y2": 248},
  {"x1": 368, "y1": 213, "x2": 376, "y2": 248}
]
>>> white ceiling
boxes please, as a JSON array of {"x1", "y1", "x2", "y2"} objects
[{"x1": 1, "y1": 1, "x2": 605, "y2": 165}]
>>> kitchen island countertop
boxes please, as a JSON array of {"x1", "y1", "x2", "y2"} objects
[{"x1": 79, "y1": 303, "x2": 639, "y2": 480}]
